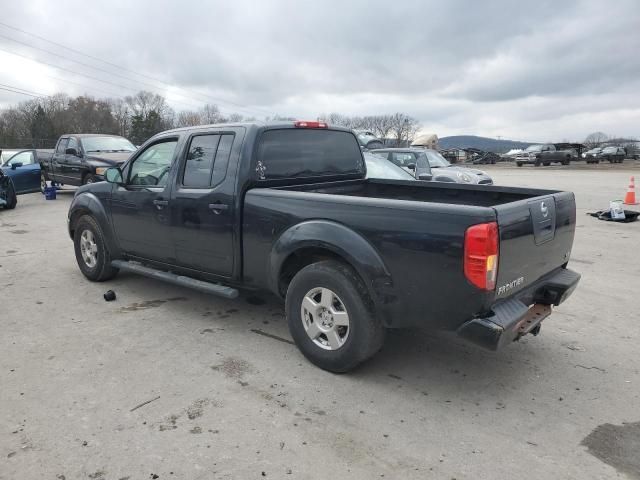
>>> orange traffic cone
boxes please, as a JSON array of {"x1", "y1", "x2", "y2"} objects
[{"x1": 623, "y1": 176, "x2": 638, "y2": 205}]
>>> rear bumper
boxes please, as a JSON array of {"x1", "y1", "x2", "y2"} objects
[{"x1": 457, "y1": 268, "x2": 581, "y2": 351}]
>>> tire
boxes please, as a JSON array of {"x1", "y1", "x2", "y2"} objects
[
  {"x1": 82, "y1": 173, "x2": 96, "y2": 185},
  {"x1": 5, "y1": 182, "x2": 17, "y2": 209},
  {"x1": 516, "y1": 162, "x2": 523, "y2": 167},
  {"x1": 562, "y1": 156, "x2": 570, "y2": 166},
  {"x1": 40, "y1": 171, "x2": 48, "y2": 193},
  {"x1": 543, "y1": 162, "x2": 551, "y2": 166},
  {"x1": 285, "y1": 260, "x2": 385, "y2": 373},
  {"x1": 73, "y1": 215, "x2": 119, "y2": 281}
]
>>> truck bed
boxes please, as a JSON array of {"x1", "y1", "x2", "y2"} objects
[
  {"x1": 281, "y1": 178, "x2": 558, "y2": 207},
  {"x1": 244, "y1": 177, "x2": 576, "y2": 330}
]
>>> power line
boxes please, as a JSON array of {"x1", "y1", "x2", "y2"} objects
[
  {"x1": 0, "y1": 22, "x2": 275, "y2": 117},
  {"x1": 0, "y1": 34, "x2": 221, "y2": 112},
  {"x1": 0, "y1": 46, "x2": 208, "y2": 111},
  {"x1": 0, "y1": 82, "x2": 49, "y2": 98},
  {"x1": 0, "y1": 85, "x2": 41, "y2": 98}
]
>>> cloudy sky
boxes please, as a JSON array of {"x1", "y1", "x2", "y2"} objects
[{"x1": 1, "y1": 0, "x2": 639, "y2": 141}]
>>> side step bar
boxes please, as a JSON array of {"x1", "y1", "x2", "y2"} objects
[{"x1": 111, "y1": 260, "x2": 239, "y2": 299}]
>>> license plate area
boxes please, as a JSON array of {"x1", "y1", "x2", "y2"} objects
[
  {"x1": 528, "y1": 196, "x2": 556, "y2": 245},
  {"x1": 514, "y1": 303, "x2": 552, "y2": 335}
]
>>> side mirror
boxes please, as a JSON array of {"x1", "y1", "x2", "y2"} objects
[
  {"x1": 418, "y1": 173, "x2": 433, "y2": 181},
  {"x1": 105, "y1": 167, "x2": 124, "y2": 185},
  {"x1": 407, "y1": 163, "x2": 416, "y2": 170},
  {"x1": 11, "y1": 162, "x2": 23, "y2": 170},
  {"x1": 65, "y1": 147, "x2": 78, "y2": 156}
]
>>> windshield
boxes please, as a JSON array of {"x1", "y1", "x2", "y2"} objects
[
  {"x1": 364, "y1": 153, "x2": 415, "y2": 180},
  {"x1": 602, "y1": 147, "x2": 616, "y2": 153},
  {"x1": 525, "y1": 145, "x2": 543, "y2": 153},
  {"x1": 423, "y1": 150, "x2": 450, "y2": 168},
  {"x1": 587, "y1": 148, "x2": 601, "y2": 153},
  {"x1": 82, "y1": 136, "x2": 136, "y2": 153},
  {"x1": 355, "y1": 131, "x2": 378, "y2": 145}
]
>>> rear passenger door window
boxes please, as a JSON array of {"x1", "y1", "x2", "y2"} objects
[{"x1": 182, "y1": 133, "x2": 234, "y2": 188}]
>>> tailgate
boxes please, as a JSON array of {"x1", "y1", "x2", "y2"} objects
[{"x1": 493, "y1": 191, "x2": 576, "y2": 299}]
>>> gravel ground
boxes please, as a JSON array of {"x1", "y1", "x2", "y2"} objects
[{"x1": 1, "y1": 162, "x2": 639, "y2": 479}]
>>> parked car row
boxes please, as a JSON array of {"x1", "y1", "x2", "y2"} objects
[
  {"x1": 369, "y1": 148, "x2": 493, "y2": 184},
  {"x1": 0, "y1": 134, "x2": 137, "y2": 204},
  {"x1": 582, "y1": 146, "x2": 626, "y2": 164},
  {"x1": 515, "y1": 144, "x2": 577, "y2": 167}
]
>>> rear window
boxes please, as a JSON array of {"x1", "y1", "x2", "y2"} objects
[{"x1": 257, "y1": 129, "x2": 364, "y2": 179}]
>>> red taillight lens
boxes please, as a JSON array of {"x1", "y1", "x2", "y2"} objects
[
  {"x1": 294, "y1": 120, "x2": 328, "y2": 128},
  {"x1": 464, "y1": 222, "x2": 499, "y2": 290}
]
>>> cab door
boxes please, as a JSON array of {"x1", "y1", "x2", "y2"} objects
[
  {"x1": 62, "y1": 137, "x2": 85, "y2": 184},
  {"x1": 170, "y1": 130, "x2": 239, "y2": 276},
  {"x1": 110, "y1": 138, "x2": 180, "y2": 263},
  {"x1": 2, "y1": 150, "x2": 40, "y2": 193},
  {"x1": 51, "y1": 138, "x2": 68, "y2": 182}
]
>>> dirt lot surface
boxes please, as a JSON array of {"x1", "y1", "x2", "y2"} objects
[{"x1": 1, "y1": 162, "x2": 639, "y2": 479}]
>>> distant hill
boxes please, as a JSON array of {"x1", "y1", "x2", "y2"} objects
[{"x1": 439, "y1": 135, "x2": 534, "y2": 153}]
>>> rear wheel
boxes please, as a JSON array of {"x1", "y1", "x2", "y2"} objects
[
  {"x1": 286, "y1": 260, "x2": 385, "y2": 372},
  {"x1": 516, "y1": 162, "x2": 523, "y2": 167},
  {"x1": 73, "y1": 215, "x2": 119, "y2": 281}
]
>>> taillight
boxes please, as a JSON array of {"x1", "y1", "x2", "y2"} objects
[
  {"x1": 294, "y1": 120, "x2": 328, "y2": 129},
  {"x1": 464, "y1": 222, "x2": 499, "y2": 290}
]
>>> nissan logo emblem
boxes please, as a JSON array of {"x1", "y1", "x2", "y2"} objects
[{"x1": 540, "y1": 201, "x2": 549, "y2": 217}]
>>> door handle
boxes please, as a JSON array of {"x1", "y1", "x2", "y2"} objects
[
  {"x1": 153, "y1": 199, "x2": 169, "y2": 209},
  {"x1": 208, "y1": 203, "x2": 229, "y2": 214}
]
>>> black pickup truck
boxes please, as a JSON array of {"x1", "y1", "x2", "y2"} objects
[
  {"x1": 39, "y1": 134, "x2": 136, "y2": 187},
  {"x1": 67, "y1": 121, "x2": 580, "y2": 372}
]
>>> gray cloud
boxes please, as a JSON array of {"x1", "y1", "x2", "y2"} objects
[{"x1": 1, "y1": 0, "x2": 639, "y2": 140}]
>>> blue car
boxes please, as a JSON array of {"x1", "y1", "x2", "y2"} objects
[{"x1": 0, "y1": 149, "x2": 42, "y2": 194}]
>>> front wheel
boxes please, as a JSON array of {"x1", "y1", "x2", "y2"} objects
[
  {"x1": 5, "y1": 182, "x2": 17, "y2": 209},
  {"x1": 82, "y1": 174, "x2": 96, "y2": 185},
  {"x1": 286, "y1": 261, "x2": 385, "y2": 372},
  {"x1": 73, "y1": 215, "x2": 119, "y2": 281}
]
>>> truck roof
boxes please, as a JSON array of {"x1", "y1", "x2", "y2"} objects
[
  {"x1": 58, "y1": 133, "x2": 128, "y2": 138},
  {"x1": 160, "y1": 121, "x2": 354, "y2": 135}
]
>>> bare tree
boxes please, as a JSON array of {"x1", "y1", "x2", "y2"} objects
[
  {"x1": 200, "y1": 104, "x2": 225, "y2": 124},
  {"x1": 389, "y1": 113, "x2": 421, "y2": 146},
  {"x1": 584, "y1": 132, "x2": 609, "y2": 148},
  {"x1": 108, "y1": 98, "x2": 130, "y2": 137},
  {"x1": 176, "y1": 110, "x2": 203, "y2": 127},
  {"x1": 226, "y1": 113, "x2": 244, "y2": 123}
]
